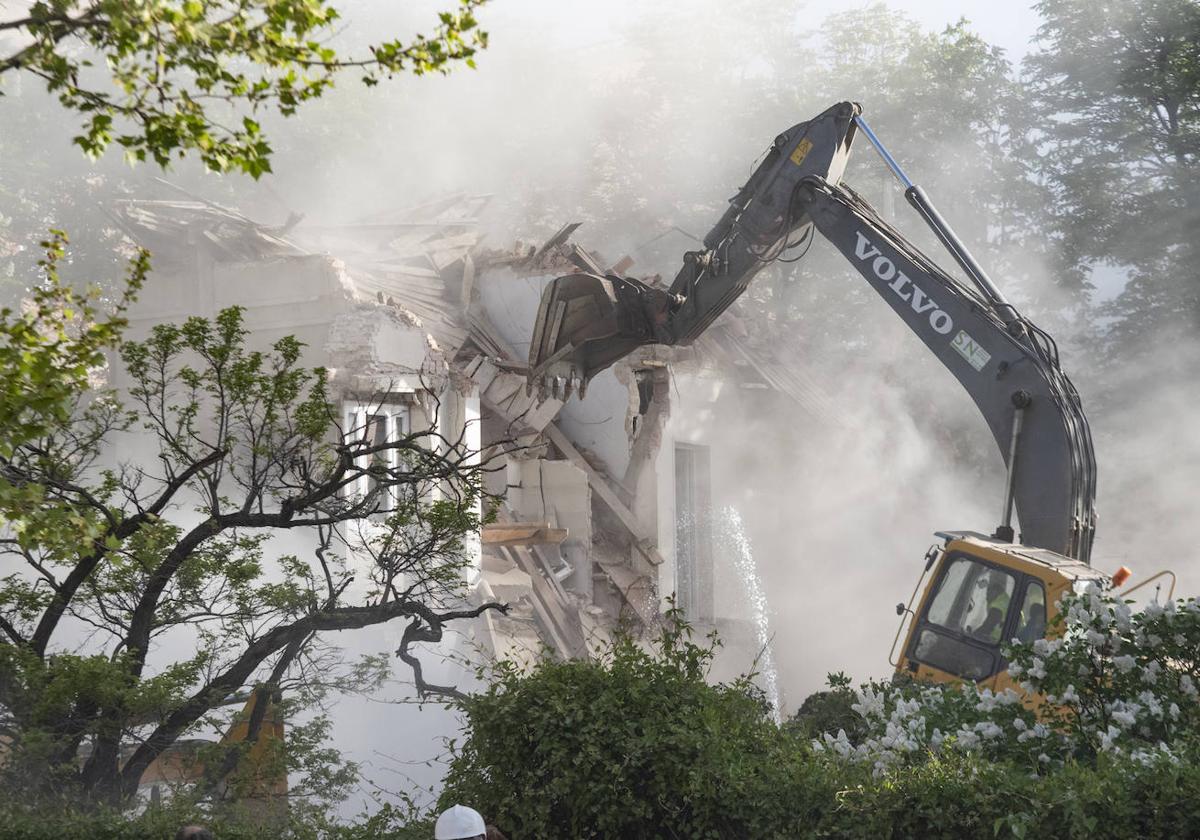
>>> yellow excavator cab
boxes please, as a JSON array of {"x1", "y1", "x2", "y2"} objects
[{"x1": 894, "y1": 531, "x2": 1109, "y2": 691}]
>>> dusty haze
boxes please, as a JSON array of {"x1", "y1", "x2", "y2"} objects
[
  {"x1": 4, "y1": 0, "x2": 1197, "y2": 814},
  {"x1": 235, "y1": 0, "x2": 1198, "y2": 710}
]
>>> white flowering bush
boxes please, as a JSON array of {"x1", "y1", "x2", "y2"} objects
[{"x1": 812, "y1": 588, "x2": 1200, "y2": 775}]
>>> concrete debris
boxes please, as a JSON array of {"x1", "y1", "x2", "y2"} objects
[{"x1": 110, "y1": 198, "x2": 306, "y2": 263}]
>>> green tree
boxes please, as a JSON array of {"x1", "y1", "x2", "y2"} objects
[
  {"x1": 0, "y1": 246, "x2": 502, "y2": 807},
  {"x1": 0, "y1": 0, "x2": 497, "y2": 816},
  {"x1": 0, "y1": 0, "x2": 488, "y2": 177},
  {"x1": 771, "y1": 6, "x2": 1052, "y2": 348},
  {"x1": 1024, "y1": 0, "x2": 1200, "y2": 352}
]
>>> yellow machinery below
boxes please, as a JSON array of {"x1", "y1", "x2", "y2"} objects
[{"x1": 892, "y1": 532, "x2": 1107, "y2": 691}]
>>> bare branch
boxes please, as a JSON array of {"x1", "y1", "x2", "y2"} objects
[
  {"x1": 30, "y1": 447, "x2": 227, "y2": 656},
  {"x1": 116, "y1": 597, "x2": 506, "y2": 799}
]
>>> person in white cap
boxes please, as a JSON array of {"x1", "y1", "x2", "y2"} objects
[{"x1": 434, "y1": 804, "x2": 487, "y2": 840}]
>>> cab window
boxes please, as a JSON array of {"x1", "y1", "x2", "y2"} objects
[
  {"x1": 908, "y1": 555, "x2": 1017, "y2": 681},
  {"x1": 926, "y1": 557, "x2": 1015, "y2": 642},
  {"x1": 1015, "y1": 580, "x2": 1047, "y2": 644}
]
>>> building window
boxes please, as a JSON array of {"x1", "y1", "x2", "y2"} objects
[
  {"x1": 343, "y1": 403, "x2": 410, "y2": 513},
  {"x1": 674, "y1": 443, "x2": 713, "y2": 620}
]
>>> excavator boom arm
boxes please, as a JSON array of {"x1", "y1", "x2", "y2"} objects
[{"x1": 527, "y1": 102, "x2": 1097, "y2": 561}]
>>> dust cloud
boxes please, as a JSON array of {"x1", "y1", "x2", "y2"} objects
[{"x1": 5, "y1": 0, "x2": 1197, "y2": 810}]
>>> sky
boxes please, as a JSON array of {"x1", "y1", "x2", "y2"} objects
[
  {"x1": 832, "y1": 0, "x2": 1044, "y2": 57},
  {"x1": 467, "y1": 0, "x2": 1045, "y2": 61}
]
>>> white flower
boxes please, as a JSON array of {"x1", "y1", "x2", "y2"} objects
[
  {"x1": 1137, "y1": 690, "x2": 1163, "y2": 718},
  {"x1": 822, "y1": 729, "x2": 854, "y2": 759},
  {"x1": 1099, "y1": 725, "x2": 1121, "y2": 751},
  {"x1": 1028, "y1": 658, "x2": 1047, "y2": 680},
  {"x1": 1060, "y1": 684, "x2": 1079, "y2": 704},
  {"x1": 974, "y1": 721, "x2": 1003, "y2": 739},
  {"x1": 954, "y1": 728, "x2": 980, "y2": 750},
  {"x1": 1170, "y1": 703, "x2": 1181, "y2": 721},
  {"x1": 1129, "y1": 744, "x2": 1178, "y2": 767},
  {"x1": 1007, "y1": 662, "x2": 1024, "y2": 677},
  {"x1": 1141, "y1": 660, "x2": 1161, "y2": 685},
  {"x1": 851, "y1": 687, "x2": 885, "y2": 720},
  {"x1": 1181, "y1": 674, "x2": 1197, "y2": 700},
  {"x1": 1012, "y1": 718, "x2": 1028, "y2": 732},
  {"x1": 1017, "y1": 723, "x2": 1049, "y2": 744},
  {"x1": 1113, "y1": 655, "x2": 1136, "y2": 674},
  {"x1": 1111, "y1": 708, "x2": 1137, "y2": 727},
  {"x1": 975, "y1": 688, "x2": 1001, "y2": 713}
]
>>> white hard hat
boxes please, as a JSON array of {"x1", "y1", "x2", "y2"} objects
[{"x1": 434, "y1": 804, "x2": 486, "y2": 839}]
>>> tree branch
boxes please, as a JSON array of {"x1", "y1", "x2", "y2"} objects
[
  {"x1": 30, "y1": 447, "x2": 226, "y2": 657},
  {"x1": 0, "y1": 613, "x2": 23, "y2": 645},
  {"x1": 396, "y1": 601, "x2": 508, "y2": 702},
  {"x1": 116, "y1": 597, "x2": 506, "y2": 799}
]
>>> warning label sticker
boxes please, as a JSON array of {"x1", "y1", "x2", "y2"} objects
[{"x1": 789, "y1": 138, "x2": 814, "y2": 166}]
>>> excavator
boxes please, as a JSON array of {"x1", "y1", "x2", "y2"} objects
[{"x1": 524, "y1": 101, "x2": 1169, "y2": 692}]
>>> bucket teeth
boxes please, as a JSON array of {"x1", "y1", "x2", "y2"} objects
[{"x1": 526, "y1": 271, "x2": 658, "y2": 404}]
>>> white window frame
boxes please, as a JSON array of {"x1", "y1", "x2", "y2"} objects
[{"x1": 343, "y1": 402, "x2": 411, "y2": 513}]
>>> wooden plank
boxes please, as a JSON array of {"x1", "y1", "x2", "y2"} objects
[
  {"x1": 503, "y1": 545, "x2": 587, "y2": 659},
  {"x1": 482, "y1": 523, "x2": 569, "y2": 547},
  {"x1": 470, "y1": 357, "x2": 500, "y2": 393},
  {"x1": 494, "y1": 506, "x2": 573, "y2": 604},
  {"x1": 534, "y1": 222, "x2": 582, "y2": 260},
  {"x1": 568, "y1": 243, "x2": 604, "y2": 274},
  {"x1": 542, "y1": 422, "x2": 664, "y2": 568},
  {"x1": 467, "y1": 308, "x2": 522, "y2": 362},
  {"x1": 483, "y1": 373, "x2": 523, "y2": 405},
  {"x1": 461, "y1": 354, "x2": 485, "y2": 379},
  {"x1": 520, "y1": 394, "x2": 564, "y2": 432},
  {"x1": 532, "y1": 544, "x2": 572, "y2": 602},
  {"x1": 460, "y1": 252, "x2": 476, "y2": 306}
]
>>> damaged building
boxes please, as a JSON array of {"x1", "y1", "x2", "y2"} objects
[{"x1": 110, "y1": 190, "x2": 836, "y2": 708}]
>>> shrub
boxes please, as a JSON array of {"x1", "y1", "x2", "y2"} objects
[
  {"x1": 0, "y1": 796, "x2": 432, "y2": 840},
  {"x1": 813, "y1": 590, "x2": 1200, "y2": 775},
  {"x1": 440, "y1": 592, "x2": 1200, "y2": 839},
  {"x1": 439, "y1": 607, "x2": 841, "y2": 838}
]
